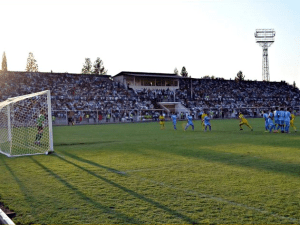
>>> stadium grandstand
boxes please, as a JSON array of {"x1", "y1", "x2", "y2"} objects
[{"x1": 0, "y1": 71, "x2": 299, "y2": 125}]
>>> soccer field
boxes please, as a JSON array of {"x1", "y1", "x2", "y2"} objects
[{"x1": 0, "y1": 118, "x2": 300, "y2": 224}]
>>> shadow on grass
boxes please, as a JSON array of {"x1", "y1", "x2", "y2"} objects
[
  {"x1": 55, "y1": 153, "x2": 198, "y2": 224},
  {"x1": 168, "y1": 146, "x2": 300, "y2": 177},
  {"x1": 62, "y1": 151, "x2": 126, "y2": 175},
  {"x1": 0, "y1": 157, "x2": 36, "y2": 217},
  {"x1": 29, "y1": 157, "x2": 141, "y2": 224},
  {"x1": 61, "y1": 138, "x2": 300, "y2": 178}
]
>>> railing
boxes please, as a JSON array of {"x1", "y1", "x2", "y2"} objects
[{"x1": 51, "y1": 106, "x2": 299, "y2": 126}]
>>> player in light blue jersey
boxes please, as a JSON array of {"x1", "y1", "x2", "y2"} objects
[
  {"x1": 278, "y1": 108, "x2": 285, "y2": 133},
  {"x1": 274, "y1": 107, "x2": 279, "y2": 131},
  {"x1": 203, "y1": 114, "x2": 211, "y2": 132},
  {"x1": 171, "y1": 113, "x2": 177, "y2": 130},
  {"x1": 184, "y1": 114, "x2": 194, "y2": 131},
  {"x1": 268, "y1": 109, "x2": 276, "y2": 133},
  {"x1": 284, "y1": 108, "x2": 291, "y2": 133},
  {"x1": 269, "y1": 110, "x2": 274, "y2": 121},
  {"x1": 263, "y1": 111, "x2": 269, "y2": 132},
  {"x1": 275, "y1": 108, "x2": 282, "y2": 132}
]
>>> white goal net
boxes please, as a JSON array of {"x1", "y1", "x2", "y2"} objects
[{"x1": 0, "y1": 90, "x2": 54, "y2": 157}]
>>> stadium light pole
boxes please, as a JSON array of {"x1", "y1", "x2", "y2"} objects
[{"x1": 254, "y1": 29, "x2": 276, "y2": 81}]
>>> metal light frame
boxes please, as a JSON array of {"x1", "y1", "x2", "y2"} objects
[{"x1": 255, "y1": 29, "x2": 276, "y2": 81}]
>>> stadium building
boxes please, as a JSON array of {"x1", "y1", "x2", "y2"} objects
[{"x1": 113, "y1": 71, "x2": 180, "y2": 91}]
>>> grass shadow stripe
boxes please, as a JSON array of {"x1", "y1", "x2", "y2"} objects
[
  {"x1": 132, "y1": 173, "x2": 300, "y2": 223},
  {"x1": 29, "y1": 157, "x2": 141, "y2": 224},
  {"x1": 55, "y1": 154, "x2": 199, "y2": 224},
  {"x1": 169, "y1": 147, "x2": 300, "y2": 178},
  {"x1": 0, "y1": 157, "x2": 38, "y2": 217},
  {"x1": 62, "y1": 151, "x2": 126, "y2": 175}
]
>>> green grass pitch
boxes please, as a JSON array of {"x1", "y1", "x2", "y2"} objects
[{"x1": 0, "y1": 117, "x2": 300, "y2": 224}]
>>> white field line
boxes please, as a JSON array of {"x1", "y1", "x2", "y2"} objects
[
  {"x1": 123, "y1": 163, "x2": 198, "y2": 173},
  {"x1": 125, "y1": 171, "x2": 300, "y2": 223},
  {"x1": 124, "y1": 167, "x2": 171, "y2": 173}
]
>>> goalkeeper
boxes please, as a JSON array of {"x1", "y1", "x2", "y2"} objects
[{"x1": 35, "y1": 109, "x2": 46, "y2": 145}]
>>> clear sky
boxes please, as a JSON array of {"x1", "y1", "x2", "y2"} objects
[{"x1": 1, "y1": 0, "x2": 299, "y2": 86}]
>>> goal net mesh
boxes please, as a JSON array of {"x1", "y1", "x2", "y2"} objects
[{"x1": 0, "y1": 90, "x2": 53, "y2": 157}]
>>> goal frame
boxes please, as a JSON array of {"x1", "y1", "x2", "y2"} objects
[{"x1": 0, "y1": 90, "x2": 54, "y2": 157}]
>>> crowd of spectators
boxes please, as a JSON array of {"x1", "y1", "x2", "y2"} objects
[
  {"x1": 0, "y1": 72, "x2": 165, "y2": 123},
  {"x1": 0, "y1": 71, "x2": 299, "y2": 123},
  {"x1": 177, "y1": 78, "x2": 300, "y2": 117}
]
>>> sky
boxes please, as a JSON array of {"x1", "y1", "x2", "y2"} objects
[{"x1": 0, "y1": 0, "x2": 300, "y2": 86}]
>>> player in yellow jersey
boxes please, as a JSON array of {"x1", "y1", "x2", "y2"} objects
[
  {"x1": 201, "y1": 112, "x2": 206, "y2": 130},
  {"x1": 290, "y1": 109, "x2": 297, "y2": 132},
  {"x1": 159, "y1": 113, "x2": 165, "y2": 130},
  {"x1": 239, "y1": 112, "x2": 253, "y2": 131}
]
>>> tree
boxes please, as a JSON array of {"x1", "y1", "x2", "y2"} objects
[
  {"x1": 235, "y1": 70, "x2": 245, "y2": 82},
  {"x1": 81, "y1": 58, "x2": 92, "y2": 74},
  {"x1": 293, "y1": 81, "x2": 297, "y2": 89},
  {"x1": 174, "y1": 67, "x2": 179, "y2": 75},
  {"x1": 180, "y1": 66, "x2": 188, "y2": 77},
  {"x1": 2, "y1": 52, "x2": 7, "y2": 71},
  {"x1": 92, "y1": 57, "x2": 107, "y2": 75},
  {"x1": 202, "y1": 75, "x2": 211, "y2": 79},
  {"x1": 202, "y1": 75, "x2": 216, "y2": 79},
  {"x1": 25, "y1": 52, "x2": 38, "y2": 72}
]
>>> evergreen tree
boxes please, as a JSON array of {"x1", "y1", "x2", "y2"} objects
[
  {"x1": 25, "y1": 52, "x2": 38, "y2": 72},
  {"x1": 180, "y1": 66, "x2": 188, "y2": 77},
  {"x1": 235, "y1": 70, "x2": 245, "y2": 82},
  {"x1": 2, "y1": 52, "x2": 7, "y2": 71},
  {"x1": 92, "y1": 57, "x2": 107, "y2": 75},
  {"x1": 81, "y1": 58, "x2": 92, "y2": 74},
  {"x1": 174, "y1": 67, "x2": 179, "y2": 75}
]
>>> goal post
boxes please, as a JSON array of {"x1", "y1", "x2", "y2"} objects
[{"x1": 0, "y1": 90, "x2": 54, "y2": 157}]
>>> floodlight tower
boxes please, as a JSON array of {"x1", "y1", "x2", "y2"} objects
[{"x1": 254, "y1": 29, "x2": 276, "y2": 81}]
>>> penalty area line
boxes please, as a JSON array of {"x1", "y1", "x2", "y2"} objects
[
  {"x1": 123, "y1": 163, "x2": 198, "y2": 173},
  {"x1": 123, "y1": 167, "x2": 171, "y2": 173}
]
